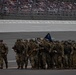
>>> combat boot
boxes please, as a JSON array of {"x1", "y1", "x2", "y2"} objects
[
  {"x1": 21, "y1": 66, "x2": 23, "y2": 69},
  {"x1": 0, "y1": 67, "x2": 3, "y2": 69},
  {"x1": 6, "y1": 64, "x2": 8, "y2": 69},
  {"x1": 0, "y1": 64, "x2": 3, "y2": 69},
  {"x1": 25, "y1": 66, "x2": 27, "y2": 69},
  {"x1": 17, "y1": 65, "x2": 20, "y2": 69}
]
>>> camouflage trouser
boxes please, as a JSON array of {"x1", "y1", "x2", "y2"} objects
[
  {"x1": 51, "y1": 53, "x2": 62, "y2": 69},
  {"x1": 46, "y1": 53, "x2": 51, "y2": 69},
  {"x1": 16, "y1": 54, "x2": 24, "y2": 69},
  {"x1": 73, "y1": 51, "x2": 76, "y2": 68},
  {"x1": 29, "y1": 55, "x2": 38, "y2": 69},
  {"x1": 57, "y1": 55, "x2": 63, "y2": 69},
  {"x1": 24, "y1": 56, "x2": 28, "y2": 69},
  {"x1": 39, "y1": 52, "x2": 46, "y2": 69},
  {"x1": 63, "y1": 54, "x2": 72, "y2": 68},
  {"x1": 0, "y1": 56, "x2": 3, "y2": 69},
  {"x1": 52, "y1": 54, "x2": 59, "y2": 68},
  {"x1": 2, "y1": 54, "x2": 8, "y2": 69}
]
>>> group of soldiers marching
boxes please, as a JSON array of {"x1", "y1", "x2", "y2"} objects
[
  {"x1": 0, "y1": 38, "x2": 76, "y2": 69},
  {"x1": 12, "y1": 38, "x2": 76, "y2": 69}
]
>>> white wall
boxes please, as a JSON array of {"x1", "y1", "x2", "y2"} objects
[{"x1": 0, "y1": 20, "x2": 76, "y2": 32}]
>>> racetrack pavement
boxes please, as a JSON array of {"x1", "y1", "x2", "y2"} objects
[{"x1": 0, "y1": 60, "x2": 75, "y2": 75}]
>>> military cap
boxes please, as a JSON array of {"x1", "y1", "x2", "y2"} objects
[{"x1": 0, "y1": 40, "x2": 3, "y2": 42}]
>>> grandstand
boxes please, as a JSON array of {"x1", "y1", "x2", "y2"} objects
[{"x1": 0, "y1": 0, "x2": 76, "y2": 20}]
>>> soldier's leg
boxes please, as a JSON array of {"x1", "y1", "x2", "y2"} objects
[
  {"x1": 30, "y1": 56, "x2": 35, "y2": 69},
  {"x1": 16, "y1": 56, "x2": 20, "y2": 69},
  {"x1": 0, "y1": 57, "x2": 3, "y2": 69},
  {"x1": 52, "y1": 55, "x2": 56, "y2": 69},
  {"x1": 25, "y1": 57, "x2": 28, "y2": 69},
  {"x1": 40, "y1": 59, "x2": 44, "y2": 69},
  {"x1": 3, "y1": 55, "x2": 8, "y2": 69},
  {"x1": 57, "y1": 55, "x2": 62, "y2": 69},
  {"x1": 73, "y1": 52, "x2": 76, "y2": 68},
  {"x1": 50, "y1": 54, "x2": 54, "y2": 69},
  {"x1": 68, "y1": 55, "x2": 72, "y2": 68},
  {"x1": 34, "y1": 55, "x2": 39, "y2": 69},
  {"x1": 46, "y1": 53, "x2": 51, "y2": 69},
  {"x1": 63, "y1": 56, "x2": 66, "y2": 69},
  {"x1": 71, "y1": 54, "x2": 73, "y2": 68},
  {"x1": 39, "y1": 53, "x2": 43, "y2": 69},
  {"x1": 21, "y1": 62, "x2": 24, "y2": 69},
  {"x1": 65, "y1": 55, "x2": 68, "y2": 68},
  {"x1": 42, "y1": 52, "x2": 46, "y2": 69},
  {"x1": 53, "y1": 54, "x2": 58, "y2": 69},
  {"x1": 21, "y1": 56, "x2": 24, "y2": 69}
]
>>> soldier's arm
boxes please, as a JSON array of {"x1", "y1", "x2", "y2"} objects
[
  {"x1": 22, "y1": 44, "x2": 25, "y2": 53},
  {"x1": 26, "y1": 45, "x2": 29, "y2": 57},
  {"x1": 50, "y1": 44, "x2": 54, "y2": 52},
  {"x1": 61, "y1": 45, "x2": 64, "y2": 57},
  {"x1": 33, "y1": 44, "x2": 39, "y2": 51},
  {"x1": 4, "y1": 43, "x2": 8, "y2": 54},
  {"x1": 71, "y1": 46, "x2": 73, "y2": 55},
  {"x1": 12, "y1": 45, "x2": 17, "y2": 52},
  {"x1": 49, "y1": 46, "x2": 52, "y2": 53},
  {"x1": 5, "y1": 45, "x2": 8, "y2": 54}
]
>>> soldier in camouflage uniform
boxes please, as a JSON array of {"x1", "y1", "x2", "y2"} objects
[
  {"x1": 51, "y1": 41, "x2": 58, "y2": 69},
  {"x1": 0, "y1": 53, "x2": 3, "y2": 69},
  {"x1": 12, "y1": 39, "x2": 25, "y2": 69},
  {"x1": 72, "y1": 42, "x2": 76, "y2": 68},
  {"x1": 51, "y1": 41, "x2": 63, "y2": 69},
  {"x1": 57, "y1": 41, "x2": 64, "y2": 69},
  {"x1": 0, "y1": 40, "x2": 3, "y2": 69},
  {"x1": 38, "y1": 39, "x2": 47, "y2": 69},
  {"x1": 23, "y1": 39, "x2": 29, "y2": 69},
  {"x1": 0, "y1": 40, "x2": 8, "y2": 69},
  {"x1": 36, "y1": 38, "x2": 43, "y2": 69},
  {"x1": 28, "y1": 39, "x2": 39, "y2": 69},
  {"x1": 42, "y1": 39, "x2": 51, "y2": 69},
  {"x1": 63, "y1": 41, "x2": 73, "y2": 69}
]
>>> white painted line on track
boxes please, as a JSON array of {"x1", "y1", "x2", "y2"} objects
[{"x1": 8, "y1": 60, "x2": 16, "y2": 62}]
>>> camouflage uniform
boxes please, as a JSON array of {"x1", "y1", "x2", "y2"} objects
[
  {"x1": 28, "y1": 39, "x2": 39, "y2": 69},
  {"x1": 57, "y1": 42, "x2": 64, "y2": 69},
  {"x1": 51, "y1": 41, "x2": 63, "y2": 69},
  {"x1": 71, "y1": 42, "x2": 76, "y2": 68},
  {"x1": 0, "y1": 40, "x2": 3, "y2": 69},
  {"x1": 12, "y1": 39, "x2": 25, "y2": 69},
  {"x1": 38, "y1": 39, "x2": 46, "y2": 69},
  {"x1": 0, "y1": 40, "x2": 8, "y2": 69},
  {"x1": 23, "y1": 39, "x2": 29, "y2": 69},
  {"x1": 0, "y1": 48, "x2": 3, "y2": 69},
  {"x1": 0, "y1": 56, "x2": 3, "y2": 69},
  {"x1": 63, "y1": 42, "x2": 73, "y2": 68},
  {"x1": 43, "y1": 39, "x2": 51, "y2": 69}
]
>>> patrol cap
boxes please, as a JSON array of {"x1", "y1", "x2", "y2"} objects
[
  {"x1": 0, "y1": 40, "x2": 3, "y2": 42},
  {"x1": 17, "y1": 39, "x2": 22, "y2": 42},
  {"x1": 24, "y1": 39, "x2": 28, "y2": 42},
  {"x1": 68, "y1": 42, "x2": 71, "y2": 45},
  {"x1": 29, "y1": 39, "x2": 34, "y2": 42}
]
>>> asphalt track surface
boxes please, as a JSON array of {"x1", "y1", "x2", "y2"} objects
[
  {"x1": 0, "y1": 32, "x2": 76, "y2": 75},
  {"x1": 0, "y1": 69, "x2": 76, "y2": 75}
]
